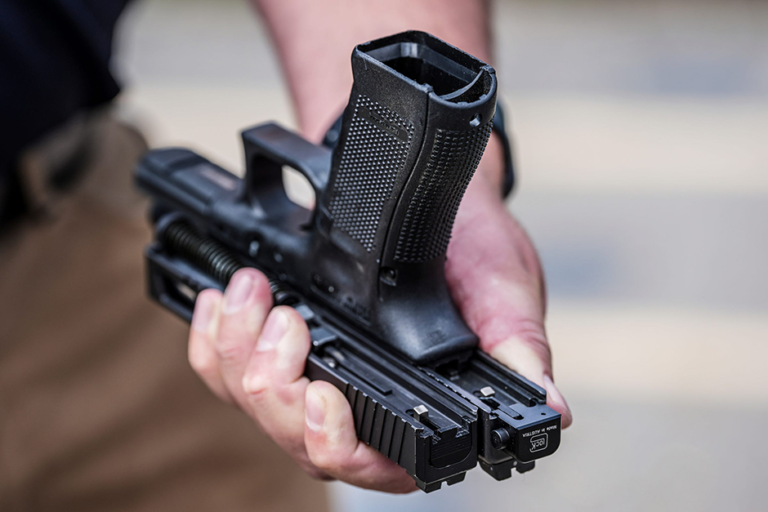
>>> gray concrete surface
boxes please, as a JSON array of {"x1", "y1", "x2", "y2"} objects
[{"x1": 114, "y1": 1, "x2": 768, "y2": 510}]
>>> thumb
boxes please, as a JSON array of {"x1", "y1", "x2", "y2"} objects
[
  {"x1": 455, "y1": 269, "x2": 573, "y2": 428},
  {"x1": 303, "y1": 381, "x2": 416, "y2": 493},
  {"x1": 489, "y1": 334, "x2": 573, "y2": 429},
  {"x1": 447, "y1": 191, "x2": 573, "y2": 428}
]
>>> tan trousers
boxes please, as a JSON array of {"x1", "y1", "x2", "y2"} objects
[{"x1": 0, "y1": 116, "x2": 329, "y2": 511}]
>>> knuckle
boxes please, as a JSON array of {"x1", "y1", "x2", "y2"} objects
[
  {"x1": 307, "y1": 448, "x2": 345, "y2": 473},
  {"x1": 214, "y1": 332, "x2": 249, "y2": 362},
  {"x1": 188, "y1": 348, "x2": 215, "y2": 376},
  {"x1": 241, "y1": 373, "x2": 271, "y2": 401},
  {"x1": 514, "y1": 320, "x2": 552, "y2": 359},
  {"x1": 188, "y1": 356, "x2": 208, "y2": 375},
  {"x1": 241, "y1": 355, "x2": 280, "y2": 401},
  {"x1": 240, "y1": 371, "x2": 272, "y2": 400}
]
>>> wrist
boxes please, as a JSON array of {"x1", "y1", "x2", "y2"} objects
[{"x1": 465, "y1": 132, "x2": 506, "y2": 203}]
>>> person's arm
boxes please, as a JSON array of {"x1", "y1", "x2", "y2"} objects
[
  {"x1": 254, "y1": 0, "x2": 494, "y2": 143},
  {"x1": 187, "y1": 0, "x2": 571, "y2": 494}
]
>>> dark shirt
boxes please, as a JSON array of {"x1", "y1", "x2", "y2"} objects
[
  {"x1": 0, "y1": 0, "x2": 129, "y2": 170},
  {"x1": 0, "y1": 0, "x2": 129, "y2": 221}
]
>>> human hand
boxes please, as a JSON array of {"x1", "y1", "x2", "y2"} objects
[
  {"x1": 188, "y1": 268, "x2": 418, "y2": 493},
  {"x1": 446, "y1": 136, "x2": 573, "y2": 428},
  {"x1": 186, "y1": 136, "x2": 569, "y2": 495}
]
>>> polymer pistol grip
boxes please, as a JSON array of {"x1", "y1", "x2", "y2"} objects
[{"x1": 313, "y1": 31, "x2": 498, "y2": 363}]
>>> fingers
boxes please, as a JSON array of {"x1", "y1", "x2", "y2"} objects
[
  {"x1": 200, "y1": 296, "x2": 416, "y2": 492},
  {"x1": 215, "y1": 268, "x2": 273, "y2": 401},
  {"x1": 188, "y1": 288, "x2": 229, "y2": 401},
  {"x1": 188, "y1": 268, "x2": 273, "y2": 404},
  {"x1": 241, "y1": 306, "x2": 314, "y2": 455},
  {"x1": 304, "y1": 381, "x2": 417, "y2": 494},
  {"x1": 195, "y1": 266, "x2": 560, "y2": 491},
  {"x1": 190, "y1": 277, "x2": 327, "y2": 477}
]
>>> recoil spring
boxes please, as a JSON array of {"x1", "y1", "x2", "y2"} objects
[
  {"x1": 162, "y1": 221, "x2": 243, "y2": 284},
  {"x1": 161, "y1": 220, "x2": 296, "y2": 304}
]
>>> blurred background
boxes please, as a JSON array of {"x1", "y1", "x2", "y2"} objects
[{"x1": 113, "y1": 0, "x2": 767, "y2": 510}]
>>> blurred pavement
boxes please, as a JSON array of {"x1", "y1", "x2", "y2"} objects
[{"x1": 114, "y1": 1, "x2": 768, "y2": 510}]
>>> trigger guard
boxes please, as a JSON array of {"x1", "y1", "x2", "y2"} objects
[{"x1": 241, "y1": 122, "x2": 332, "y2": 210}]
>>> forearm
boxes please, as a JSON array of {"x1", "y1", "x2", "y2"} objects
[{"x1": 252, "y1": 0, "x2": 494, "y2": 143}]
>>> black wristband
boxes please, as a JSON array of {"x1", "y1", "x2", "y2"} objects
[
  {"x1": 493, "y1": 101, "x2": 516, "y2": 198},
  {"x1": 322, "y1": 101, "x2": 516, "y2": 198}
]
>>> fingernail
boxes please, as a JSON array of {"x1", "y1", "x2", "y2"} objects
[
  {"x1": 257, "y1": 309, "x2": 288, "y2": 352},
  {"x1": 489, "y1": 337, "x2": 547, "y2": 387},
  {"x1": 192, "y1": 293, "x2": 215, "y2": 331},
  {"x1": 543, "y1": 375, "x2": 561, "y2": 403},
  {"x1": 224, "y1": 272, "x2": 254, "y2": 314},
  {"x1": 544, "y1": 375, "x2": 573, "y2": 426},
  {"x1": 305, "y1": 386, "x2": 326, "y2": 432}
]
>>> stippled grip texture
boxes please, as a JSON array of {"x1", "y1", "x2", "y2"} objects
[
  {"x1": 328, "y1": 95, "x2": 414, "y2": 251},
  {"x1": 394, "y1": 118, "x2": 493, "y2": 263}
]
